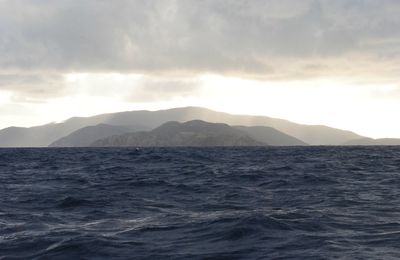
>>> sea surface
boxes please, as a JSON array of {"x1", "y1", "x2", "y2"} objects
[{"x1": 1, "y1": 147, "x2": 400, "y2": 259}]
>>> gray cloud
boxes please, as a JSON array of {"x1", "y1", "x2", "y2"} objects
[
  {"x1": 0, "y1": 0, "x2": 400, "y2": 81},
  {"x1": 126, "y1": 77, "x2": 201, "y2": 102},
  {"x1": 0, "y1": 72, "x2": 65, "y2": 101}
]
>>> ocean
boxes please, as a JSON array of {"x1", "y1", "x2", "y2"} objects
[{"x1": 1, "y1": 147, "x2": 400, "y2": 259}]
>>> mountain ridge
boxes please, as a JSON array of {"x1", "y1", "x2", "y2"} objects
[
  {"x1": 0, "y1": 106, "x2": 365, "y2": 147},
  {"x1": 49, "y1": 124, "x2": 137, "y2": 147},
  {"x1": 91, "y1": 120, "x2": 264, "y2": 147}
]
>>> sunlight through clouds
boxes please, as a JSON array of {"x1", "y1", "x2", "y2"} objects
[
  {"x1": 12, "y1": 73, "x2": 393, "y2": 139},
  {"x1": 1, "y1": 0, "x2": 400, "y2": 138}
]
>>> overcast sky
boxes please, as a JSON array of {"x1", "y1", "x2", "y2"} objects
[{"x1": 1, "y1": 0, "x2": 400, "y2": 138}]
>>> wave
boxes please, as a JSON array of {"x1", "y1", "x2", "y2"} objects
[{"x1": 1, "y1": 147, "x2": 400, "y2": 259}]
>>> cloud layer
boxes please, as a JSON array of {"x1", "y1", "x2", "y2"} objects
[
  {"x1": 1, "y1": 0, "x2": 400, "y2": 79},
  {"x1": 1, "y1": 0, "x2": 400, "y2": 138}
]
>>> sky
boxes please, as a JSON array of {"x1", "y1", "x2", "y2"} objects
[{"x1": 1, "y1": 0, "x2": 400, "y2": 138}]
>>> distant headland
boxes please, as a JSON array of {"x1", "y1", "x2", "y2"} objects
[{"x1": 0, "y1": 107, "x2": 399, "y2": 147}]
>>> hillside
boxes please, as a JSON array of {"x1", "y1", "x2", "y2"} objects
[
  {"x1": 0, "y1": 107, "x2": 364, "y2": 147},
  {"x1": 49, "y1": 124, "x2": 136, "y2": 147},
  {"x1": 91, "y1": 120, "x2": 264, "y2": 147},
  {"x1": 234, "y1": 125, "x2": 307, "y2": 146}
]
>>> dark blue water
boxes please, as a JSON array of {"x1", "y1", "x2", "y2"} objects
[{"x1": 1, "y1": 147, "x2": 400, "y2": 259}]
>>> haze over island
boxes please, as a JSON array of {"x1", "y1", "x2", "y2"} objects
[
  {"x1": 1, "y1": 0, "x2": 400, "y2": 139},
  {"x1": 1, "y1": 106, "x2": 399, "y2": 147}
]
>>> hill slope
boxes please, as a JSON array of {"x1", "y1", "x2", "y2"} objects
[
  {"x1": 0, "y1": 107, "x2": 363, "y2": 146},
  {"x1": 49, "y1": 124, "x2": 136, "y2": 147},
  {"x1": 91, "y1": 120, "x2": 264, "y2": 147},
  {"x1": 234, "y1": 126, "x2": 307, "y2": 146}
]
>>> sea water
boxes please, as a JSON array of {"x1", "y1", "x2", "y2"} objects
[{"x1": 1, "y1": 147, "x2": 400, "y2": 259}]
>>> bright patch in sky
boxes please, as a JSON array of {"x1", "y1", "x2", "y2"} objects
[
  {"x1": 2, "y1": 72, "x2": 400, "y2": 139},
  {"x1": 1, "y1": 1, "x2": 400, "y2": 139}
]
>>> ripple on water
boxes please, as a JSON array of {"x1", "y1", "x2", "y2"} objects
[{"x1": 1, "y1": 147, "x2": 400, "y2": 259}]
